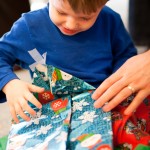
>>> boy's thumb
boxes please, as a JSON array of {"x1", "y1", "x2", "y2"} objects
[{"x1": 29, "y1": 84, "x2": 45, "y2": 93}]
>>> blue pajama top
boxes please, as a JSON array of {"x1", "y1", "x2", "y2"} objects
[{"x1": 0, "y1": 5, "x2": 137, "y2": 102}]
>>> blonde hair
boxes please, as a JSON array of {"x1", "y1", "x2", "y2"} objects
[{"x1": 66, "y1": 0, "x2": 108, "y2": 14}]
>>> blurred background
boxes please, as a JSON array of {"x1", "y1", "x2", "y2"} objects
[{"x1": 0, "y1": 0, "x2": 150, "y2": 138}]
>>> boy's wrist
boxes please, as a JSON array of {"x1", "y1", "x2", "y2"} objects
[{"x1": 2, "y1": 79, "x2": 20, "y2": 94}]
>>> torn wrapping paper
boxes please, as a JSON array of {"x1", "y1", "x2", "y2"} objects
[
  {"x1": 6, "y1": 64, "x2": 113, "y2": 150},
  {"x1": 68, "y1": 92, "x2": 112, "y2": 150},
  {"x1": 7, "y1": 96, "x2": 72, "y2": 150}
]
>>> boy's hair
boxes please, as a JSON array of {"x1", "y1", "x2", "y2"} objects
[{"x1": 66, "y1": 0, "x2": 108, "y2": 14}]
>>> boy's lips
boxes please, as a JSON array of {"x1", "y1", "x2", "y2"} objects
[{"x1": 61, "y1": 27, "x2": 77, "y2": 35}]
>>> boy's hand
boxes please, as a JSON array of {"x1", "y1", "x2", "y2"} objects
[{"x1": 2, "y1": 79, "x2": 44, "y2": 123}]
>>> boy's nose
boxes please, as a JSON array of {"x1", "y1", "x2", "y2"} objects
[{"x1": 65, "y1": 17, "x2": 79, "y2": 30}]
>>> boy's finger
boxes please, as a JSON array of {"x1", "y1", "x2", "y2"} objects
[
  {"x1": 9, "y1": 106, "x2": 19, "y2": 123},
  {"x1": 19, "y1": 100, "x2": 36, "y2": 116},
  {"x1": 25, "y1": 93, "x2": 42, "y2": 109},
  {"x1": 28, "y1": 84, "x2": 44, "y2": 93},
  {"x1": 15, "y1": 104, "x2": 30, "y2": 121}
]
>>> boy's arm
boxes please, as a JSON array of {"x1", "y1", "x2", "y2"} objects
[
  {"x1": 0, "y1": 16, "x2": 44, "y2": 122},
  {"x1": 0, "y1": 16, "x2": 34, "y2": 102}
]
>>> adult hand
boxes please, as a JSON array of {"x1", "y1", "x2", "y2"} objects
[
  {"x1": 3, "y1": 79, "x2": 44, "y2": 123},
  {"x1": 92, "y1": 50, "x2": 150, "y2": 115}
]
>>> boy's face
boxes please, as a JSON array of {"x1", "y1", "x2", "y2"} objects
[{"x1": 49, "y1": 0, "x2": 103, "y2": 36}]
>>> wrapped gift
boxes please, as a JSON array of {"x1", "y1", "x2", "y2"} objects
[
  {"x1": 6, "y1": 64, "x2": 113, "y2": 150},
  {"x1": 68, "y1": 92, "x2": 112, "y2": 150}
]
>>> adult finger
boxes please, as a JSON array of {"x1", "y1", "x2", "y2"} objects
[
  {"x1": 102, "y1": 86, "x2": 133, "y2": 112},
  {"x1": 92, "y1": 71, "x2": 122, "y2": 100},
  {"x1": 93, "y1": 77, "x2": 128, "y2": 108},
  {"x1": 124, "y1": 91, "x2": 147, "y2": 115}
]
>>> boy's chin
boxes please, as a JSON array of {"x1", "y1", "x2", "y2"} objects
[
  {"x1": 61, "y1": 32, "x2": 78, "y2": 36},
  {"x1": 59, "y1": 27, "x2": 80, "y2": 36}
]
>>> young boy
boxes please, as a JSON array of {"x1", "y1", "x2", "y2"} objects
[{"x1": 0, "y1": 0, "x2": 138, "y2": 144}]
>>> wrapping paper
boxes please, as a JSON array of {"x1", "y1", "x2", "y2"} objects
[{"x1": 6, "y1": 64, "x2": 113, "y2": 150}]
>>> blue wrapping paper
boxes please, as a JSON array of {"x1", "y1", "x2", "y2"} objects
[
  {"x1": 69, "y1": 92, "x2": 112, "y2": 150},
  {"x1": 6, "y1": 64, "x2": 113, "y2": 150}
]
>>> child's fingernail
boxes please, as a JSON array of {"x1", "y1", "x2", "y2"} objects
[
  {"x1": 32, "y1": 112, "x2": 36, "y2": 116},
  {"x1": 27, "y1": 118, "x2": 31, "y2": 121},
  {"x1": 16, "y1": 120, "x2": 19, "y2": 124}
]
